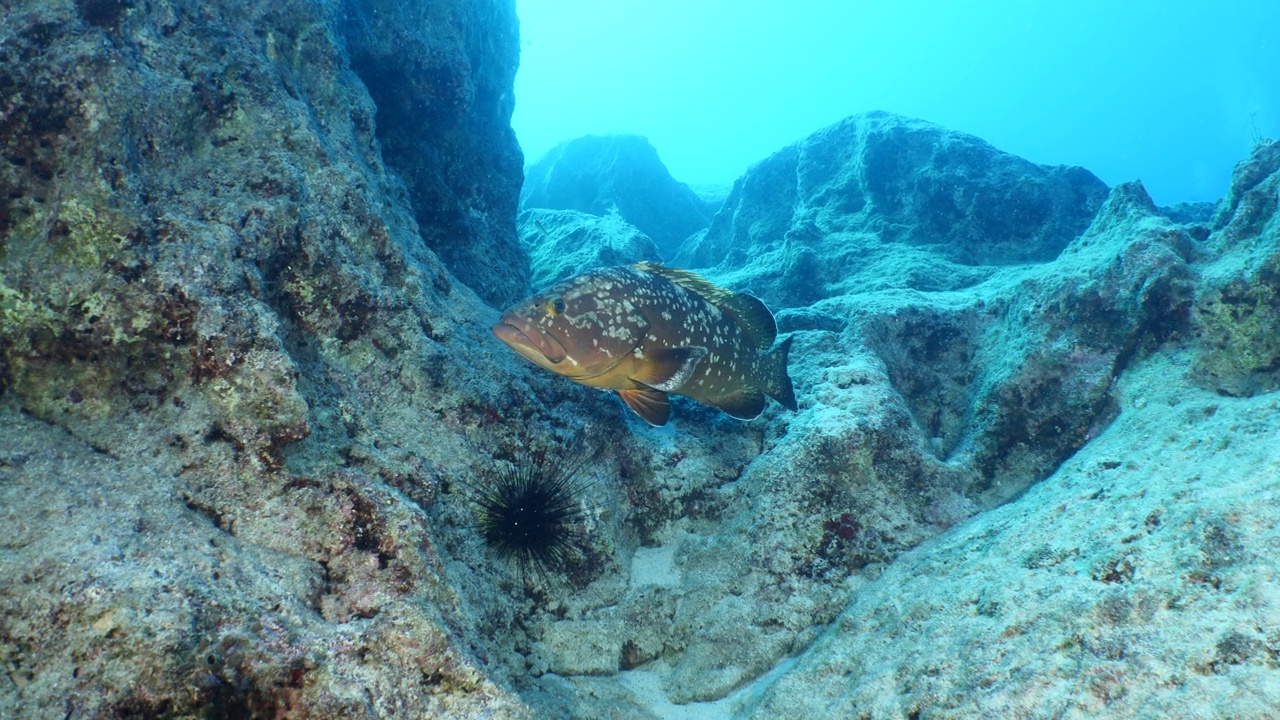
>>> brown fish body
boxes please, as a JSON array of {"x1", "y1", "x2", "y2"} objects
[{"x1": 493, "y1": 262, "x2": 796, "y2": 426}]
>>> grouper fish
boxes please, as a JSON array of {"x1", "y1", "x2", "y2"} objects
[{"x1": 492, "y1": 262, "x2": 797, "y2": 426}]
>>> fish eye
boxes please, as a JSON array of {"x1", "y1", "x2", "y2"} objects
[{"x1": 545, "y1": 296, "x2": 566, "y2": 316}]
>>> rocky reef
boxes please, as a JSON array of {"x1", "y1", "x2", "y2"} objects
[
  {"x1": 2, "y1": 0, "x2": 1279, "y2": 717},
  {"x1": 517, "y1": 208, "x2": 662, "y2": 289},
  {"x1": 675, "y1": 111, "x2": 1113, "y2": 304},
  {"x1": 508, "y1": 121, "x2": 1280, "y2": 716},
  {"x1": 1, "y1": 0, "x2": 541, "y2": 716},
  {"x1": 521, "y1": 134, "x2": 715, "y2": 259}
]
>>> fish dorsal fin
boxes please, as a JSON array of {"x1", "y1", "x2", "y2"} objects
[
  {"x1": 633, "y1": 262, "x2": 778, "y2": 352},
  {"x1": 633, "y1": 262, "x2": 735, "y2": 304}
]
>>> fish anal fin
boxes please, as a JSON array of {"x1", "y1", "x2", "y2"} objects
[
  {"x1": 632, "y1": 346, "x2": 707, "y2": 392},
  {"x1": 707, "y1": 387, "x2": 768, "y2": 420},
  {"x1": 618, "y1": 387, "x2": 671, "y2": 426}
]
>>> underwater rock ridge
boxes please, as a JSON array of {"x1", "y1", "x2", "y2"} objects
[
  {"x1": 507, "y1": 112, "x2": 1231, "y2": 715},
  {"x1": 521, "y1": 133, "x2": 716, "y2": 259},
  {"x1": 673, "y1": 110, "x2": 1111, "y2": 306},
  {"x1": 728, "y1": 136, "x2": 1280, "y2": 719}
]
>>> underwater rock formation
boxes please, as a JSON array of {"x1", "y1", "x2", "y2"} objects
[
  {"x1": 674, "y1": 111, "x2": 1111, "y2": 306},
  {"x1": 2, "y1": 0, "x2": 1278, "y2": 713},
  {"x1": 1192, "y1": 139, "x2": 1280, "y2": 398},
  {"x1": 0, "y1": 0, "x2": 545, "y2": 716},
  {"x1": 744, "y1": 355, "x2": 1280, "y2": 718},
  {"x1": 691, "y1": 139, "x2": 1279, "y2": 716},
  {"x1": 509, "y1": 136, "x2": 1279, "y2": 716},
  {"x1": 517, "y1": 208, "x2": 662, "y2": 289},
  {"x1": 737, "y1": 145, "x2": 1280, "y2": 712},
  {"x1": 521, "y1": 134, "x2": 715, "y2": 258},
  {"x1": 340, "y1": 0, "x2": 527, "y2": 308}
]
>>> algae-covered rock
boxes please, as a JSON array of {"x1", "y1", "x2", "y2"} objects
[
  {"x1": 0, "y1": 413, "x2": 524, "y2": 718},
  {"x1": 0, "y1": 0, "x2": 543, "y2": 716},
  {"x1": 1191, "y1": 139, "x2": 1280, "y2": 397}
]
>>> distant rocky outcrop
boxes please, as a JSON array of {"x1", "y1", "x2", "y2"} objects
[
  {"x1": 518, "y1": 208, "x2": 662, "y2": 289},
  {"x1": 675, "y1": 111, "x2": 1111, "y2": 305},
  {"x1": 521, "y1": 134, "x2": 714, "y2": 258}
]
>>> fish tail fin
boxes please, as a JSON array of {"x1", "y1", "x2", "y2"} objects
[{"x1": 762, "y1": 335, "x2": 798, "y2": 411}]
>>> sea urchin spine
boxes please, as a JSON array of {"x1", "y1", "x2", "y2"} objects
[{"x1": 470, "y1": 450, "x2": 592, "y2": 581}]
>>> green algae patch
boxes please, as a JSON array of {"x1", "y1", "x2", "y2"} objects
[
  {"x1": 4, "y1": 196, "x2": 135, "y2": 271},
  {"x1": 0, "y1": 282, "x2": 61, "y2": 343},
  {"x1": 1193, "y1": 262, "x2": 1280, "y2": 397},
  {"x1": 48, "y1": 198, "x2": 134, "y2": 269}
]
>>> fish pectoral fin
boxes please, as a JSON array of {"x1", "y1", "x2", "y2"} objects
[
  {"x1": 707, "y1": 387, "x2": 768, "y2": 420},
  {"x1": 633, "y1": 346, "x2": 708, "y2": 392},
  {"x1": 617, "y1": 387, "x2": 671, "y2": 426}
]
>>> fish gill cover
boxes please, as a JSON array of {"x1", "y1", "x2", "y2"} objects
[{"x1": 1, "y1": 1, "x2": 1279, "y2": 719}]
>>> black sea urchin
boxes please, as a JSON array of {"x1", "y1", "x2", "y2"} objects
[{"x1": 469, "y1": 450, "x2": 593, "y2": 581}]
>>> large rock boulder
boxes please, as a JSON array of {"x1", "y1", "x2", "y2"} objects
[
  {"x1": 739, "y1": 148, "x2": 1280, "y2": 719},
  {"x1": 675, "y1": 111, "x2": 1111, "y2": 306},
  {"x1": 518, "y1": 208, "x2": 662, "y2": 289},
  {"x1": 521, "y1": 134, "x2": 714, "y2": 258}
]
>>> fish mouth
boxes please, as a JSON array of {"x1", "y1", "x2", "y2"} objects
[{"x1": 492, "y1": 313, "x2": 566, "y2": 364}]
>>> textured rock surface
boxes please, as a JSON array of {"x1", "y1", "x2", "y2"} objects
[
  {"x1": 674, "y1": 111, "x2": 1111, "y2": 307},
  {"x1": 1191, "y1": 139, "x2": 1280, "y2": 398},
  {"x1": 502, "y1": 136, "x2": 1279, "y2": 716},
  {"x1": 340, "y1": 0, "x2": 527, "y2": 308},
  {"x1": 742, "y1": 354, "x2": 1280, "y2": 719},
  {"x1": 0, "y1": 0, "x2": 539, "y2": 716},
  {"x1": 521, "y1": 134, "x2": 714, "y2": 258},
  {"x1": 517, "y1": 207, "x2": 662, "y2": 289},
  {"x1": 3, "y1": 0, "x2": 1278, "y2": 712},
  {"x1": 0, "y1": 411, "x2": 519, "y2": 717}
]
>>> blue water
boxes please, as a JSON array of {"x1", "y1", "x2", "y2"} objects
[{"x1": 513, "y1": 0, "x2": 1280, "y2": 205}]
